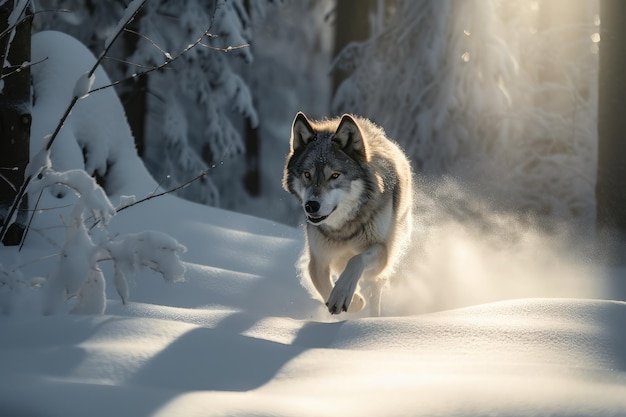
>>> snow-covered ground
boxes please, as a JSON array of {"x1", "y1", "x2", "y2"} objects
[
  {"x1": 2, "y1": 193, "x2": 626, "y2": 416},
  {"x1": 1, "y1": 29, "x2": 626, "y2": 417}
]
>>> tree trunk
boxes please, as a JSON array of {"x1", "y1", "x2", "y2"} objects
[
  {"x1": 596, "y1": 0, "x2": 626, "y2": 239},
  {"x1": 332, "y1": 0, "x2": 374, "y2": 96},
  {"x1": 121, "y1": 7, "x2": 147, "y2": 157},
  {"x1": 243, "y1": 116, "x2": 260, "y2": 196},
  {"x1": 0, "y1": 1, "x2": 32, "y2": 246}
]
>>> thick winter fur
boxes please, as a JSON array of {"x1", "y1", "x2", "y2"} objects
[{"x1": 283, "y1": 112, "x2": 413, "y2": 315}]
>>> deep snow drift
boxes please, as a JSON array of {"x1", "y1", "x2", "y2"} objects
[{"x1": 1, "y1": 29, "x2": 625, "y2": 417}]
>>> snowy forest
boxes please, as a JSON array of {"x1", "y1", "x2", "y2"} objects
[
  {"x1": 4, "y1": 0, "x2": 603, "y2": 229},
  {"x1": 2, "y1": 1, "x2": 626, "y2": 416}
]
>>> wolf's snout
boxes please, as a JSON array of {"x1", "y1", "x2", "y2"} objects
[{"x1": 305, "y1": 200, "x2": 320, "y2": 214}]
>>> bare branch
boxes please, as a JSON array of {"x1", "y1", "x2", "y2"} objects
[
  {"x1": 0, "y1": 172, "x2": 17, "y2": 192},
  {"x1": 90, "y1": 0, "x2": 147, "y2": 78},
  {"x1": 0, "y1": 1, "x2": 31, "y2": 40},
  {"x1": 19, "y1": 189, "x2": 43, "y2": 251},
  {"x1": 123, "y1": 28, "x2": 172, "y2": 60},
  {"x1": 0, "y1": 56, "x2": 48, "y2": 80},
  {"x1": 0, "y1": 9, "x2": 71, "y2": 40},
  {"x1": 87, "y1": 29, "x2": 232, "y2": 95},
  {"x1": 102, "y1": 55, "x2": 169, "y2": 71},
  {"x1": 88, "y1": 145, "x2": 233, "y2": 231},
  {"x1": 198, "y1": 42, "x2": 250, "y2": 53}
]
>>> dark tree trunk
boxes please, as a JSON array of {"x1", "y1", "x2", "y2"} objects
[
  {"x1": 242, "y1": 0, "x2": 259, "y2": 197},
  {"x1": 0, "y1": 1, "x2": 32, "y2": 246},
  {"x1": 121, "y1": 73, "x2": 148, "y2": 157},
  {"x1": 332, "y1": 0, "x2": 374, "y2": 96},
  {"x1": 597, "y1": 0, "x2": 626, "y2": 239},
  {"x1": 121, "y1": 8, "x2": 147, "y2": 157},
  {"x1": 243, "y1": 117, "x2": 260, "y2": 196}
]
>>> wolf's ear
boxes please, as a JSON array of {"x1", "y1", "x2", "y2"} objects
[
  {"x1": 333, "y1": 114, "x2": 367, "y2": 160},
  {"x1": 291, "y1": 112, "x2": 316, "y2": 153}
]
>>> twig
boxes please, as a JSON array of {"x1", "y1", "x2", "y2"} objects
[
  {"x1": 0, "y1": 169, "x2": 18, "y2": 192},
  {"x1": 0, "y1": 56, "x2": 48, "y2": 80},
  {"x1": 91, "y1": 1, "x2": 147, "y2": 79},
  {"x1": 18, "y1": 188, "x2": 43, "y2": 251},
  {"x1": 0, "y1": 8, "x2": 71, "y2": 40},
  {"x1": 88, "y1": 142, "x2": 232, "y2": 231},
  {"x1": 102, "y1": 55, "x2": 172, "y2": 71},
  {"x1": 0, "y1": 0, "x2": 30, "y2": 79},
  {"x1": 87, "y1": 28, "x2": 227, "y2": 95},
  {"x1": 198, "y1": 42, "x2": 250, "y2": 53},
  {"x1": 123, "y1": 28, "x2": 172, "y2": 60},
  {"x1": 118, "y1": 167, "x2": 214, "y2": 213},
  {"x1": 88, "y1": 165, "x2": 215, "y2": 232}
]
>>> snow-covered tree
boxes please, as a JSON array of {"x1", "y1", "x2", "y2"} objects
[
  {"x1": 131, "y1": 0, "x2": 260, "y2": 207},
  {"x1": 34, "y1": 0, "x2": 263, "y2": 208},
  {"x1": 333, "y1": 0, "x2": 598, "y2": 230}
]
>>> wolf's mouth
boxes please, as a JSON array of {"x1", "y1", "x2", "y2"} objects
[
  {"x1": 306, "y1": 206, "x2": 337, "y2": 225},
  {"x1": 306, "y1": 214, "x2": 328, "y2": 224}
]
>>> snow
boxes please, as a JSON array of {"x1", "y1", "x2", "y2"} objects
[
  {"x1": 1, "y1": 24, "x2": 626, "y2": 417},
  {"x1": 2, "y1": 281, "x2": 626, "y2": 415},
  {"x1": 72, "y1": 71, "x2": 95, "y2": 99},
  {"x1": 103, "y1": 0, "x2": 144, "y2": 50},
  {"x1": 30, "y1": 31, "x2": 158, "y2": 199},
  {"x1": 6, "y1": 0, "x2": 29, "y2": 27}
]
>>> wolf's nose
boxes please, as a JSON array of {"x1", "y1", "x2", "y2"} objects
[{"x1": 305, "y1": 201, "x2": 320, "y2": 214}]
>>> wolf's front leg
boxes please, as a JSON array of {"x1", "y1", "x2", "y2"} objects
[
  {"x1": 308, "y1": 254, "x2": 333, "y2": 303},
  {"x1": 326, "y1": 244, "x2": 386, "y2": 315}
]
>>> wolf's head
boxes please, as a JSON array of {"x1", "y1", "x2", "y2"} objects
[{"x1": 283, "y1": 112, "x2": 369, "y2": 228}]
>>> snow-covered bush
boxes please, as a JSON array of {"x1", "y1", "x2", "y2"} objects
[
  {"x1": 28, "y1": 164, "x2": 185, "y2": 315},
  {"x1": 333, "y1": 0, "x2": 598, "y2": 230}
]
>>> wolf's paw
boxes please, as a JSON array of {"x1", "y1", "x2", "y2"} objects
[{"x1": 326, "y1": 287, "x2": 365, "y2": 315}]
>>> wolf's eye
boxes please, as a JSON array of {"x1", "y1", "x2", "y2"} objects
[
  {"x1": 303, "y1": 171, "x2": 311, "y2": 180},
  {"x1": 330, "y1": 172, "x2": 341, "y2": 180}
]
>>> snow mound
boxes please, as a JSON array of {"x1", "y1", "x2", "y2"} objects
[{"x1": 31, "y1": 30, "x2": 158, "y2": 201}]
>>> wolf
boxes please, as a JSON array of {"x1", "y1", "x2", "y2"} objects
[{"x1": 283, "y1": 112, "x2": 414, "y2": 316}]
